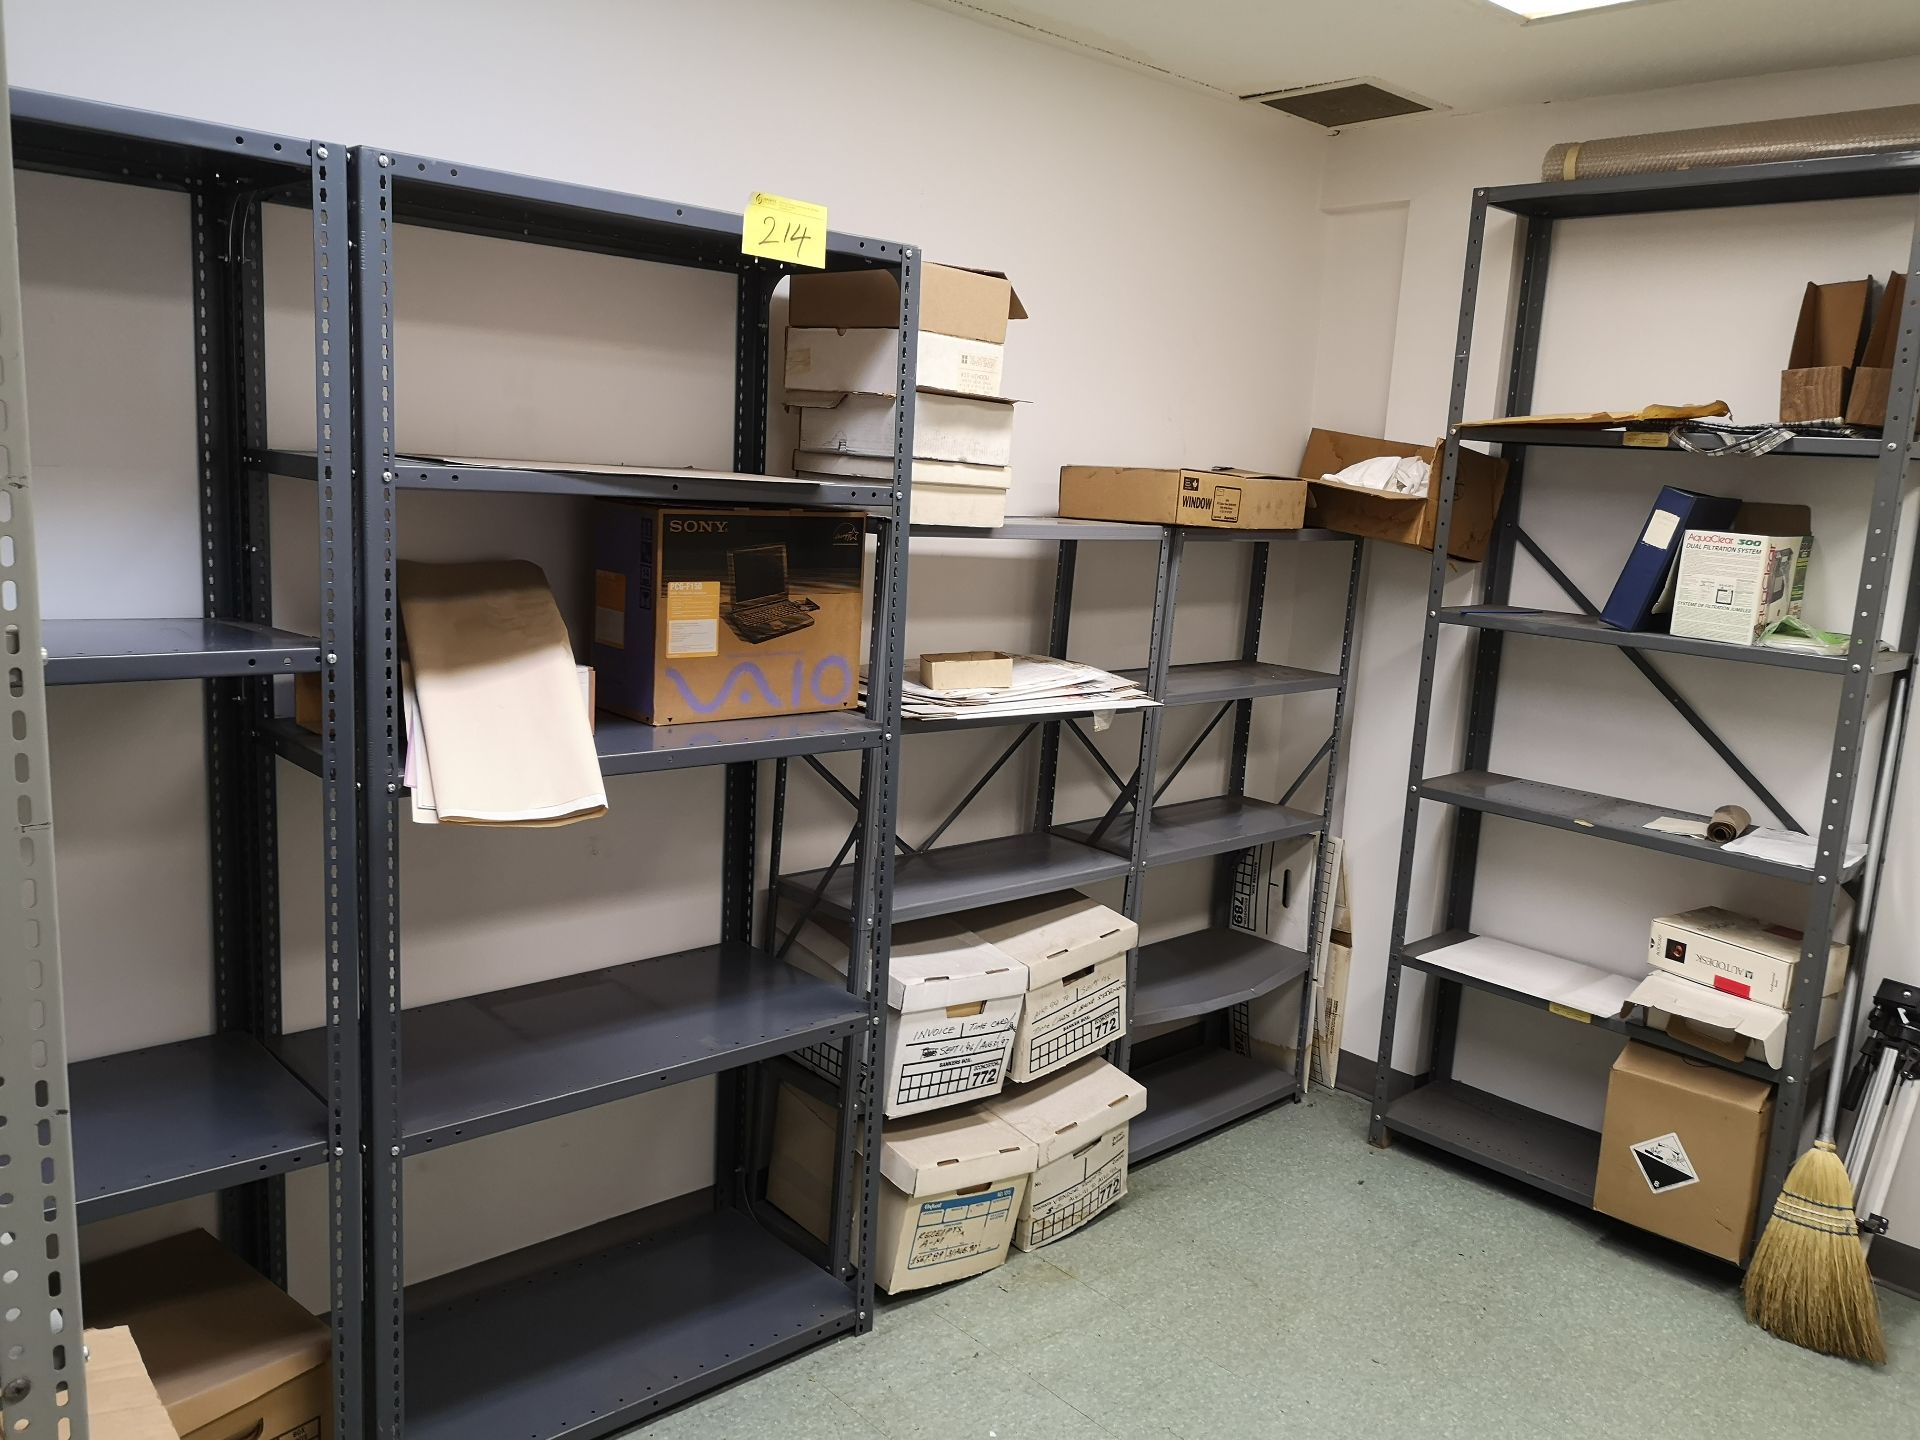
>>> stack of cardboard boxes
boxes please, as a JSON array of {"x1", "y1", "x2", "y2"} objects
[
  {"x1": 788, "y1": 262, "x2": 1026, "y2": 528},
  {"x1": 1595, "y1": 907, "x2": 1848, "y2": 1262},
  {"x1": 773, "y1": 888, "x2": 1147, "y2": 1291}
]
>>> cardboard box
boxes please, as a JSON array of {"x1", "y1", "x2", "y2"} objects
[
  {"x1": 1628, "y1": 970, "x2": 1843, "y2": 1070},
  {"x1": 86, "y1": 1327, "x2": 182, "y2": 1440},
  {"x1": 798, "y1": 390, "x2": 1016, "y2": 468},
  {"x1": 792, "y1": 916, "x2": 1027, "y2": 1116},
  {"x1": 988, "y1": 1059, "x2": 1147, "y2": 1249},
  {"x1": 767, "y1": 1081, "x2": 840, "y2": 1246},
  {"x1": 1781, "y1": 278, "x2": 1871, "y2": 423},
  {"x1": 793, "y1": 449, "x2": 1012, "y2": 528},
  {"x1": 921, "y1": 651, "x2": 1013, "y2": 689},
  {"x1": 962, "y1": 892, "x2": 1136, "y2": 1082},
  {"x1": 1297, "y1": 429, "x2": 1509, "y2": 563},
  {"x1": 789, "y1": 262, "x2": 1027, "y2": 345},
  {"x1": 1648, "y1": 906, "x2": 1847, "y2": 1008},
  {"x1": 1846, "y1": 271, "x2": 1907, "y2": 428},
  {"x1": 82, "y1": 1229, "x2": 330, "y2": 1440},
  {"x1": 1058, "y1": 466, "x2": 1307, "y2": 531},
  {"x1": 786, "y1": 327, "x2": 1004, "y2": 398},
  {"x1": 591, "y1": 505, "x2": 863, "y2": 725},
  {"x1": 1668, "y1": 530, "x2": 1802, "y2": 646},
  {"x1": 1593, "y1": 1042, "x2": 1774, "y2": 1263},
  {"x1": 876, "y1": 1107, "x2": 1036, "y2": 1292}
]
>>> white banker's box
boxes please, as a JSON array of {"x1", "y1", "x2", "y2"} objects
[
  {"x1": 876, "y1": 1107, "x2": 1036, "y2": 1292},
  {"x1": 791, "y1": 916, "x2": 1026, "y2": 1115},
  {"x1": 962, "y1": 892, "x2": 1136, "y2": 1082},
  {"x1": 988, "y1": 1059, "x2": 1146, "y2": 1249}
]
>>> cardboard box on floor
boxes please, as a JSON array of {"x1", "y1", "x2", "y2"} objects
[
  {"x1": 1058, "y1": 466, "x2": 1307, "y2": 531},
  {"x1": 1847, "y1": 271, "x2": 1908, "y2": 428},
  {"x1": 789, "y1": 262, "x2": 1027, "y2": 345},
  {"x1": 1647, "y1": 906, "x2": 1848, "y2": 1008},
  {"x1": 86, "y1": 1327, "x2": 181, "y2": 1440},
  {"x1": 1593, "y1": 1042, "x2": 1773, "y2": 1263},
  {"x1": 988, "y1": 1059, "x2": 1147, "y2": 1249},
  {"x1": 1781, "y1": 277, "x2": 1871, "y2": 423},
  {"x1": 82, "y1": 1229, "x2": 331, "y2": 1440},
  {"x1": 961, "y1": 892, "x2": 1136, "y2": 1082},
  {"x1": 767, "y1": 1081, "x2": 841, "y2": 1246},
  {"x1": 877, "y1": 1107, "x2": 1035, "y2": 1291},
  {"x1": 1298, "y1": 429, "x2": 1509, "y2": 563}
]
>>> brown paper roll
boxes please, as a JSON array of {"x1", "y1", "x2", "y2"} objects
[{"x1": 1707, "y1": 805, "x2": 1751, "y2": 845}]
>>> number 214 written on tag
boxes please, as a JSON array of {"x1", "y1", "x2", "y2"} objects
[{"x1": 742, "y1": 192, "x2": 827, "y2": 269}]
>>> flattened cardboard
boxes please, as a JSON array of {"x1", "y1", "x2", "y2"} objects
[
  {"x1": 1465, "y1": 402, "x2": 1730, "y2": 427},
  {"x1": 1846, "y1": 271, "x2": 1907, "y2": 428},
  {"x1": 785, "y1": 327, "x2": 1004, "y2": 398},
  {"x1": 789, "y1": 261, "x2": 1027, "y2": 344},
  {"x1": 86, "y1": 1327, "x2": 181, "y2": 1440},
  {"x1": 1781, "y1": 278, "x2": 1870, "y2": 423},
  {"x1": 800, "y1": 390, "x2": 1016, "y2": 467},
  {"x1": 1058, "y1": 466, "x2": 1307, "y2": 530},
  {"x1": 1648, "y1": 906, "x2": 1847, "y2": 1008},
  {"x1": 989, "y1": 1059, "x2": 1147, "y2": 1249},
  {"x1": 876, "y1": 1108, "x2": 1037, "y2": 1292},
  {"x1": 83, "y1": 1229, "x2": 331, "y2": 1440},
  {"x1": 1299, "y1": 429, "x2": 1508, "y2": 563},
  {"x1": 921, "y1": 651, "x2": 1014, "y2": 689},
  {"x1": 1594, "y1": 1042, "x2": 1773, "y2": 1263},
  {"x1": 1628, "y1": 971, "x2": 1841, "y2": 1069},
  {"x1": 964, "y1": 892, "x2": 1137, "y2": 1081}
]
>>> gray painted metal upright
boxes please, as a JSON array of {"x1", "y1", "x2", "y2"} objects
[{"x1": 1369, "y1": 152, "x2": 1920, "y2": 1251}]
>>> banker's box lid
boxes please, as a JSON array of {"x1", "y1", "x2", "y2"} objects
[
  {"x1": 987, "y1": 1059, "x2": 1147, "y2": 1166},
  {"x1": 799, "y1": 914, "x2": 1026, "y2": 1011},
  {"x1": 881, "y1": 1107, "x2": 1037, "y2": 1196},
  {"x1": 1628, "y1": 971, "x2": 1839, "y2": 1070},
  {"x1": 82, "y1": 1229, "x2": 328, "y2": 1438},
  {"x1": 961, "y1": 892, "x2": 1137, "y2": 988},
  {"x1": 788, "y1": 262, "x2": 1027, "y2": 345},
  {"x1": 85, "y1": 1327, "x2": 179, "y2": 1440}
]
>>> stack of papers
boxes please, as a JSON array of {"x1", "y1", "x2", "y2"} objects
[{"x1": 872, "y1": 654, "x2": 1157, "y2": 723}]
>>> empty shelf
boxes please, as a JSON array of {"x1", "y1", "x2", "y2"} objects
[
  {"x1": 70, "y1": 1032, "x2": 330, "y2": 1221},
  {"x1": 1417, "y1": 770, "x2": 1864, "y2": 883},
  {"x1": 1437, "y1": 606, "x2": 1907, "y2": 676},
  {"x1": 1118, "y1": 660, "x2": 1341, "y2": 706},
  {"x1": 1057, "y1": 794, "x2": 1322, "y2": 867},
  {"x1": 912, "y1": 515, "x2": 1166, "y2": 541},
  {"x1": 780, "y1": 831, "x2": 1131, "y2": 925},
  {"x1": 273, "y1": 943, "x2": 864, "y2": 1152},
  {"x1": 1133, "y1": 929, "x2": 1309, "y2": 1028},
  {"x1": 41, "y1": 618, "x2": 322, "y2": 684},
  {"x1": 1130, "y1": 1045, "x2": 1298, "y2": 1163},
  {"x1": 1383, "y1": 1078, "x2": 1599, "y2": 1207},
  {"x1": 405, "y1": 1210, "x2": 856, "y2": 1440},
  {"x1": 1454, "y1": 423, "x2": 1882, "y2": 460}
]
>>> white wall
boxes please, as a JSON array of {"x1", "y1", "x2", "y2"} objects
[
  {"x1": 1313, "y1": 54, "x2": 1920, "y2": 1247},
  {"x1": 2, "y1": 0, "x2": 1331, "y2": 1306}
]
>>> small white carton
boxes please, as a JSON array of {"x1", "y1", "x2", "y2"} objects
[
  {"x1": 792, "y1": 449, "x2": 1011, "y2": 528},
  {"x1": 877, "y1": 1107, "x2": 1035, "y2": 1292},
  {"x1": 1628, "y1": 971, "x2": 1843, "y2": 1070},
  {"x1": 1648, "y1": 906, "x2": 1848, "y2": 1008},
  {"x1": 1670, "y1": 531, "x2": 1803, "y2": 645},
  {"x1": 786, "y1": 328, "x2": 1005, "y2": 398},
  {"x1": 988, "y1": 1059, "x2": 1147, "y2": 1249},
  {"x1": 798, "y1": 390, "x2": 1017, "y2": 468},
  {"x1": 792, "y1": 916, "x2": 1027, "y2": 1116},
  {"x1": 962, "y1": 892, "x2": 1136, "y2": 1082}
]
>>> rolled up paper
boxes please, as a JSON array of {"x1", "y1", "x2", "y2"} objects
[{"x1": 1707, "y1": 804, "x2": 1751, "y2": 844}]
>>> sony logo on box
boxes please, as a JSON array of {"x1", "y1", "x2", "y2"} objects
[{"x1": 667, "y1": 518, "x2": 730, "y2": 533}]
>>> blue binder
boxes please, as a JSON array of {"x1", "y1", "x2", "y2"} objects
[{"x1": 1601, "y1": 486, "x2": 1741, "y2": 631}]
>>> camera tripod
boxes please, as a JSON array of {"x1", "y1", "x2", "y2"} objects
[{"x1": 1842, "y1": 978, "x2": 1920, "y2": 1243}]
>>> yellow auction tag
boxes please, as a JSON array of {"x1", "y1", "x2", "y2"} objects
[
  {"x1": 743, "y1": 192, "x2": 827, "y2": 269},
  {"x1": 1547, "y1": 1002, "x2": 1593, "y2": 1024}
]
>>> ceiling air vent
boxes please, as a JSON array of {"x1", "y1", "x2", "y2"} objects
[{"x1": 1246, "y1": 78, "x2": 1435, "y2": 128}]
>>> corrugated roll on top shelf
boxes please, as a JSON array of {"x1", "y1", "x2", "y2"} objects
[{"x1": 1543, "y1": 104, "x2": 1920, "y2": 182}]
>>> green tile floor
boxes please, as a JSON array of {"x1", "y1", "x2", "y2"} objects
[{"x1": 637, "y1": 1088, "x2": 1918, "y2": 1439}]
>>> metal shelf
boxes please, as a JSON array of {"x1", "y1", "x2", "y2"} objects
[
  {"x1": 1119, "y1": 659, "x2": 1341, "y2": 706},
  {"x1": 273, "y1": 943, "x2": 864, "y2": 1154},
  {"x1": 913, "y1": 515, "x2": 1165, "y2": 541},
  {"x1": 1417, "y1": 769, "x2": 1863, "y2": 883},
  {"x1": 1130, "y1": 1045, "x2": 1298, "y2": 1163},
  {"x1": 404, "y1": 1210, "x2": 857, "y2": 1440},
  {"x1": 1133, "y1": 929, "x2": 1309, "y2": 1028},
  {"x1": 902, "y1": 704, "x2": 1123, "y2": 734},
  {"x1": 1057, "y1": 794, "x2": 1323, "y2": 867},
  {"x1": 1482, "y1": 149, "x2": 1920, "y2": 218},
  {"x1": 1383, "y1": 1079, "x2": 1600, "y2": 1207},
  {"x1": 40, "y1": 617, "x2": 322, "y2": 684},
  {"x1": 1454, "y1": 423, "x2": 1883, "y2": 460},
  {"x1": 69, "y1": 1033, "x2": 330, "y2": 1222},
  {"x1": 11, "y1": 87, "x2": 311, "y2": 190},
  {"x1": 1181, "y1": 526, "x2": 1350, "y2": 543},
  {"x1": 780, "y1": 830, "x2": 1131, "y2": 925},
  {"x1": 1438, "y1": 605, "x2": 1910, "y2": 676}
]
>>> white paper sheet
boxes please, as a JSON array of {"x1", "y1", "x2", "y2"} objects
[
  {"x1": 1417, "y1": 934, "x2": 1638, "y2": 1017},
  {"x1": 1723, "y1": 825, "x2": 1867, "y2": 871},
  {"x1": 1643, "y1": 815, "x2": 1710, "y2": 839}
]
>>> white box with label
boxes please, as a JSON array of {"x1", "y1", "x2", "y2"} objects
[
  {"x1": 1669, "y1": 531, "x2": 1803, "y2": 645},
  {"x1": 1648, "y1": 906, "x2": 1848, "y2": 1008},
  {"x1": 786, "y1": 328, "x2": 1005, "y2": 398},
  {"x1": 876, "y1": 1107, "x2": 1035, "y2": 1292},
  {"x1": 798, "y1": 389, "x2": 1016, "y2": 467},
  {"x1": 962, "y1": 892, "x2": 1136, "y2": 1081},
  {"x1": 988, "y1": 1059, "x2": 1147, "y2": 1249},
  {"x1": 793, "y1": 449, "x2": 1011, "y2": 528}
]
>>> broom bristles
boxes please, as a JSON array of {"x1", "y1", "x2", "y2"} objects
[{"x1": 1743, "y1": 1140, "x2": 1886, "y2": 1365}]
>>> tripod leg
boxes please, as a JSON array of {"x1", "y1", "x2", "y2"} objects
[
  {"x1": 1846, "y1": 1047, "x2": 1901, "y2": 1173},
  {"x1": 1856, "y1": 1072, "x2": 1920, "y2": 1246}
]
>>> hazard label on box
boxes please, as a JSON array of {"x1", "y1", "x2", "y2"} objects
[{"x1": 1630, "y1": 1132, "x2": 1699, "y2": 1194}]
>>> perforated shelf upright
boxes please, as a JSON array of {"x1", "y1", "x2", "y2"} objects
[
  {"x1": 0, "y1": 80, "x2": 363, "y2": 1439},
  {"x1": 1368, "y1": 150, "x2": 1920, "y2": 1249}
]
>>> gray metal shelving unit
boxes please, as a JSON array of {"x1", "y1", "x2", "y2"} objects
[
  {"x1": 772, "y1": 515, "x2": 1361, "y2": 1166},
  {"x1": 1369, "y1": 152, "x2": 1920, "y2": 1252},
  {"x1": 0, "y1": 82, "x2": 362, "y2": 1438},
  {"x1": 327, "y1": 146, "x2": 917, "y2": 1440}
]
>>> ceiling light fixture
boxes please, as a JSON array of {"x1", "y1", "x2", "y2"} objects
[{"x1": 1482, "y1": 0, "x2": 1655, "y2": 20}]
